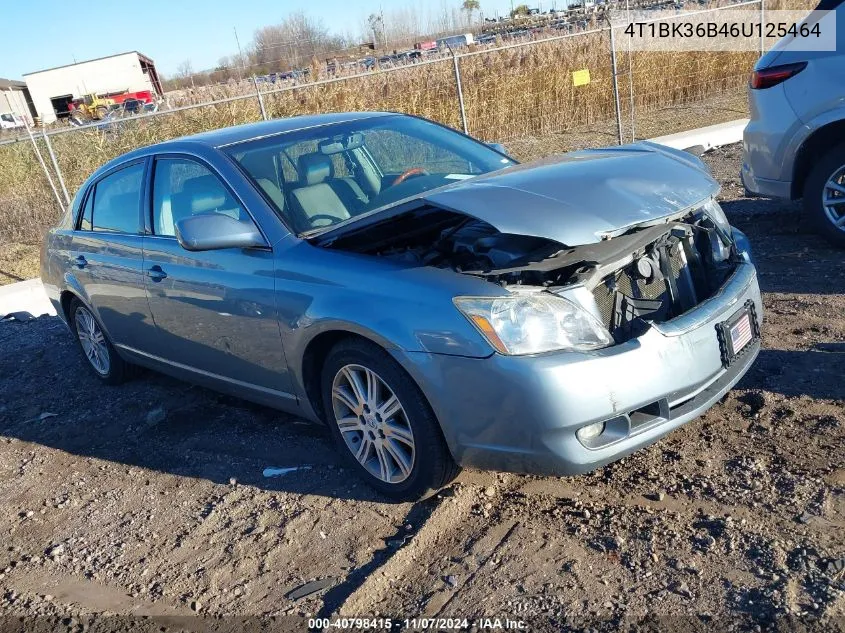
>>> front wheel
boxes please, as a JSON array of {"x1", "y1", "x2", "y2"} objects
[
  {"x1": 321, "y1": 339, "x2": 459, "y2": 500},
  {"x1": 803, "y1": 143, "x2": 845, "y2": 248}
]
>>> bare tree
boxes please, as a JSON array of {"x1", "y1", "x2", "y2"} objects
[
  {"x1": 462, "y1": 0, "x2": 481, "y2": 26},
  {"x1": 510, "y1": 4, "x2": 531, "y2": 17},
  {"x1": 367, "y1": 13, "x2": 385, "y2": 47},
  {"x1": 251, "y1": 11, "x2": 347, "y2": 71},
  {"x1": 175, "y1": 59, "x2": 194, "y2": 79}
]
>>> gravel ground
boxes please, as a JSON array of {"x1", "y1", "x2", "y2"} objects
[{"x1": 0, "y1": 143, "x2": 843, "y2": 632}]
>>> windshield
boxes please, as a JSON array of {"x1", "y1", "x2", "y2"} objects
[{"x1": 226, "y1": 114, "x2": 514, "y2": 235}]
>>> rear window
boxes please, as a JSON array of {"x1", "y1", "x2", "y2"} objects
[{"x1": 90, "y1": 163, "x2": 144, "y2": 234}]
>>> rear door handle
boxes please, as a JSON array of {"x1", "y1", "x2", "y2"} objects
[
  {"x1": 74, "y1": 255, "x2": 87, "y2": 269},
  {"x1": 147, "y1": 265, "x2": 167, "y2": 282}
]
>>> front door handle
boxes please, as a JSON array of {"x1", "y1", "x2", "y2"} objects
[
  {"x1": 147, "y1": 265, "x2": 167, "y2": 282},
  {"x1": 74, "y1": 255, "x2": 87, "y2": 269}
]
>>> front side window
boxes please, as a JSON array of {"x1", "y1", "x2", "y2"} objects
[
  {"x1": 91, "y1": 163, "x2": 144, "y2": 234},
  {"x1": 227, "y1": 115, "x2": 512, "y2": 234},
  {"x1": 151, "y1": 158, "x2": 247, "y2": 237}
]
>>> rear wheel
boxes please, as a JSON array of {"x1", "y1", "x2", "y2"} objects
[
  {"x1": 803, "y1": 142, "x2": 845, "y2": 247},
  {"x1": 320, "y1": 339, "x2": 459, "y2": 500},
  {"x1": 69, "y1": 298, "x2": 129, "y2": 385}
]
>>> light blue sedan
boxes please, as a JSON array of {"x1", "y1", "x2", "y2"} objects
[{"x1": 42, "y1": 112, "x2": 761, "y2": 499}]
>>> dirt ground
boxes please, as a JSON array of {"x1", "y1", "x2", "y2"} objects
[{"x1": 0, "y1": 143, "x2": 843, "y2": 632}]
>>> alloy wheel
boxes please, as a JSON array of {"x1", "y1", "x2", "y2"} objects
[
  {"x1": 74, "y1": 306, "x2": 110, "y2": 376},
  {"x1": 330, "y1": 364, "x2": 415, "y2": 484},
  {"x1": 822, "y1": 164, "x2": 845, "y2": 232}
]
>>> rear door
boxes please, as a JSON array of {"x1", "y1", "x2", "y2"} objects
[
  {"x1": 140, "y1": 155, "x2": 292, "y2": 399},
  {"x1": 69, "y1": 160, "x2": 155, "y2": 349}
]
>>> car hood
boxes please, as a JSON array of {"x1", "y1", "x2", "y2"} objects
[{"x1": 421, "y1": 141, "x2": 719, "y2": 246}]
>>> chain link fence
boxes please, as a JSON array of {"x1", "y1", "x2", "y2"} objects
[{"x1": 0, "y1": 0, "x2": 767, "y2": 245}]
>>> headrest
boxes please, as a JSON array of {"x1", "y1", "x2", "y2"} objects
[
  {"x1": 181, "y1": 175, "x2": 229, "y2": 215},
  {"x1": 239, "y1": 149, "x2": 278, "y2": 182},
  {"x1": 297, "y1": 153, "x2": 333, "y2": 186}
]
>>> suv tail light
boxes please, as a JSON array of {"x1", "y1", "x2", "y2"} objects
[{"x1": 750, "y1": 62, "x2": 807, "y2": 89}]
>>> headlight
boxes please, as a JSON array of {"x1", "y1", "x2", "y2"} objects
[
  {"x1": 701, "y1": 198, "x2": 732, "y2": 262},
  {"x1": 454, "y1": 293, "x2": 614, "y2": 355},
  {"x1": 702, "y1": 198, "x2": 731, "y2": 236}
]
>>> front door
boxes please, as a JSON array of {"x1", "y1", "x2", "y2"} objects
[{"x1": 140, "y1": 156, "x2": 292, "y2": 398}]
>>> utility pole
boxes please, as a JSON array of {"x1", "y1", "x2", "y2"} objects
[{"x1": 234, "y1": 26, "x2": 245, "y2": 80}]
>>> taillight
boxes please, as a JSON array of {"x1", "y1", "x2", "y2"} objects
[{"x1": 750, "y1": 62, "x2": 807, "y2": 89}]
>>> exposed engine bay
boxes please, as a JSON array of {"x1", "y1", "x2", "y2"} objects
[{"x1": 312, "y1": 204, "x2": 741, "y2": 344}]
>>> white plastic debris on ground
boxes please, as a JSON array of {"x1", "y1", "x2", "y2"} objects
[
  {"x1": 263, "y1": 466, "x2": 312, "y2": 478},
  {"x1": 649, "y1": 118, "x2": 748, "y2": 154},
  {"x1": 0, "y1": 279, "x2": 57, "y2": 320}
]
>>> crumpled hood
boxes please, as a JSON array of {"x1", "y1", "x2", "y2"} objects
[{"x1": 423, "y1": 141, "x2": 719, "y2": 246}]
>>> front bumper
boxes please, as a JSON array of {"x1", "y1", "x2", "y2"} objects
[{"x1": 399, "y1": 260, "x2": 762, "y2": 476}]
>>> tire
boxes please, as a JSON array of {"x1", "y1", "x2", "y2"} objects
[
  {"x1": 95, "y1": 105, "x2": 109, "y2": 120},
  {"x1": 68, "y1": 298, "x2": 130, "y2": 385},
  {"x1": 320, "y1": 339, "x2": 460, "y2": 500},
  {"x1": 803, "y1": 142, "x2": 845, "y2": 248}
]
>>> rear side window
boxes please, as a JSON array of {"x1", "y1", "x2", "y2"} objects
[
  {"x1": 80, "y1": 189, "x2": 93, "y2": 230},
  {"x1": 90, "y1": 163, "x2": 144, "y2": 234}
]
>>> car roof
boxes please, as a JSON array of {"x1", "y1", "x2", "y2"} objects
[
  {"x1": 79, "y1": 111, "x2": 400, "y2": 194},
  {"x1": 168, "y1": 111, "x2": 393, "y2": 149}
]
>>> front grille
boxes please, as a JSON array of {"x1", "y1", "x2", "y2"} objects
[{"x1": 591, "y1": 236, "x2": 703, "y2": 341}]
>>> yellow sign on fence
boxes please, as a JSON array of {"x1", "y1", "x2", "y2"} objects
[{"x1": 572, "y1": 69, "x2": 591, "y2": 87}]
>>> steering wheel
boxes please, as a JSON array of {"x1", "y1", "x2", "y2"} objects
[{"x1": 392, "y1": 167, "x2": 429, "y2": 186}]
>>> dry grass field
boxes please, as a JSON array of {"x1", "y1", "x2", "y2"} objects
[{"x1": 0, "y1": 40, "x2": 755, "y2": 249}]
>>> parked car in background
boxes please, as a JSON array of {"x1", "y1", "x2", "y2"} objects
[
  {"x1": 0, "y1": 112, "x2": 25, "y2": 129},
  {"x1": 42, "y1": 112, "x2": 760, "y2": 499},
  {"x1": 742, "y1": 3, "x2": 845, "y2": 245}
]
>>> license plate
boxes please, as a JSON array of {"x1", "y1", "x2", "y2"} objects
[{"x1": 716, "y1": 301, "x2": 759, "y2": 367}]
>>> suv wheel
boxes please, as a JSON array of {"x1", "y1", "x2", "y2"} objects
[
  {"x1": 321, "y1": 339, "x2": 460, "y2": 500},
  {"x1": 69, "y1": 298, "x2": 130, "y2": 384},
  {"x1": 804, "y1": 142, "x2": 845, "y2": 247}
]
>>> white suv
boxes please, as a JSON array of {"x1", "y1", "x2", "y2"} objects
[{"x1": 741, "y1": 2, "x2": 845, "y2": 245}]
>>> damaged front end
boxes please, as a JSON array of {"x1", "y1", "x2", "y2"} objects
[{"x1": 311, "y1": 197, "x2": 743, "y2": 351}]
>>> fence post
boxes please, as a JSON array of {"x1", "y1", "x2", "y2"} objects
[
  {"x1": 41, "y1": 127, "x2": 70, "y2": 206},
  {"x1": 625, "y1": 0, "x2": 636, "y2": 143},
  {"x1": 609, "y1": 24, "x2": 624, "y2": 146},
  {"x1": 253, "y1": 76, "x2": 268, "y2": 121},
  {"x1": 448, "y1": 46, "x2": 469, "y2": 135},
  {"x1": 24, "y1": 119, "x2": 64, "y2": 213}
]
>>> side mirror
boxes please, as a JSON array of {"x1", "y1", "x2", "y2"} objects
[
  {"x1": 175, "y1": 214, "x2": 267, "y2": 252},
  {"x1": 487, "y1": 142, "x2": 510, "y2": 157}
]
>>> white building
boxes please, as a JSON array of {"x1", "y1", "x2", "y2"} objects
[
  {"x1": 23, "y1": 51, "x2": 162, "y2": 124},
  {"x1": 0, "y1": 78, "x2": 35, "y2": 126}
]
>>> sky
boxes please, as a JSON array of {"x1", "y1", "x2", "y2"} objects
[{"x1": 0, "y1": 0, "x2": 549, "y2": 80}]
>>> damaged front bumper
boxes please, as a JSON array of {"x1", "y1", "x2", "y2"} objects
[{"x1": 396, "y1": 252, "x2": 762, "y2": 477}]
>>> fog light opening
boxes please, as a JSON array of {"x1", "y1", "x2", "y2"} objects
[{"x1": 576, "y1": 421, "x2": 606, "y2": 442}]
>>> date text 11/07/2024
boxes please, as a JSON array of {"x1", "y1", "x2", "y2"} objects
[{"x1": 307, "y1": 617, "x2": 528, "y2": 630}]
